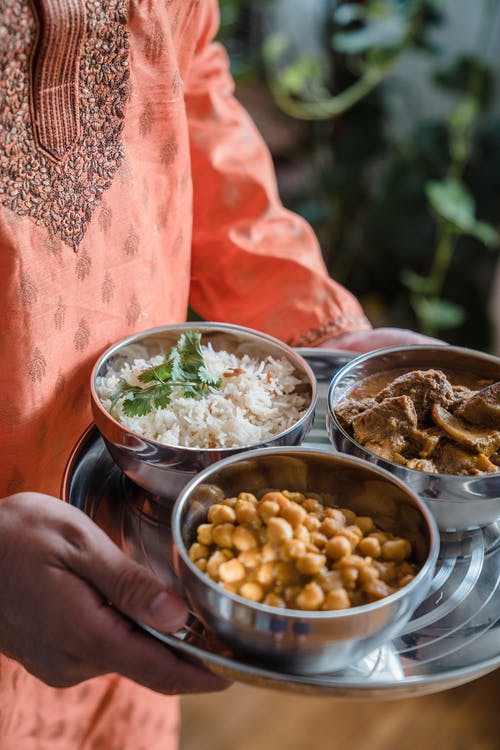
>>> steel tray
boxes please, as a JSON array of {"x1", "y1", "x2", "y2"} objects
[{"x1": 62, "y1": 349, "x2": 500, "y2": 699}]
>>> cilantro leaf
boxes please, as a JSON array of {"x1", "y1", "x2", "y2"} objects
[{"x1": 108, "y1": 330, "x2": 222, "y2": 416}]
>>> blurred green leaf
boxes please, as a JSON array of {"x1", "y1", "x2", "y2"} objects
[
  {"x1": 262, "y1": 32, "x2": 289, "y2": 65},
  {"x1": 333, "y1": 15, "x2": 408, "y2": 54},
  {"x1": 401, "y1": 269, "x2": 433, "y2": 293},
  {"x1": 426, "y1": 178, "x2": 498, "y2": 246},
  {"x1": 469, "y1": 219, "x2": 499, "y2": 247},
  {"x1": 426, "y1": 178, "x2": 474, "y2": 229},
  {"x1": 333, "y1": 4, "x2": 366, "y2": 26},
  {"x1": 413, "y1": 297, "x2": 466, "y2": 329}
]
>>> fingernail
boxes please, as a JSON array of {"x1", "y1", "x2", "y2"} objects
[{"x1": 148, "y1": 591, "x2": 187, "y2": 632}]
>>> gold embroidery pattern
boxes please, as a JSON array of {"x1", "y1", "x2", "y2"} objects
[{"x1": 0, "y1": 0, "x2": 130, "y2": 250}]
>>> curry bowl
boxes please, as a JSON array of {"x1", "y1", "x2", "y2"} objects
[
  {"x1": 171, "y1": 446, "x2": 439, "y2": 675},
  {"x1": 90, "y1": 322, "x2": 317, "y2": 502},
  {"x1": 326, "y1": 345, "x2": 500, "y2": 531}
]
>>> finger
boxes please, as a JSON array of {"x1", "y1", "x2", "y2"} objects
[
  {"x1": 71, "y1": 584, "x2": 229, "y2": 694},
  {"x1": 63, "y1": 515, "x2": 189, "y2": 634}
]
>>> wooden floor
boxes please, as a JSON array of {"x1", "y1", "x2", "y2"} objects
[{"x1": 180, "y1": 669, "x2": 500, "y2": 750}]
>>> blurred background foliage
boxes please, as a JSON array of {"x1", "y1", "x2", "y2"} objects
[{"x1": 218, "y1": 0, "x2": 500, "y2": 351}]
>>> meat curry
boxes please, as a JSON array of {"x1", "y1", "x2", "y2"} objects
[{"x1": 335, "y1": 368, "x2": 500, "y2": 476}]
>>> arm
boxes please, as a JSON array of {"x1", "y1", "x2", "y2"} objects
[{"x1": 184, "y1": 1, "x2": 370, "y2": 347}]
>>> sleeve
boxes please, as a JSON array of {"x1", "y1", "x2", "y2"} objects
[{"x1": 184, "y1": 0, "x2": 371, "y2": 347}]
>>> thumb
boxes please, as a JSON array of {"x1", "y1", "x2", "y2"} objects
[{"x1": 71, "y1": 522, "x2": 189, "y2": 633}]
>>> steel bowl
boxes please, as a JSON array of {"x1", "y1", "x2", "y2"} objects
[
  {"x1": 90, "y1": 323, "x2": 317, "y2": 503},
  {"x1": 171, "y1": 446, "x2": 439, "y2": 675},
  {"x1": 326, "y1": 345, "x2": 500, "y2": 532}
]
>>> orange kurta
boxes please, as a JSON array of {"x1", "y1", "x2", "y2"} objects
[{"x1": 0, "y1": 0, "x2": 369, "y2": 747}]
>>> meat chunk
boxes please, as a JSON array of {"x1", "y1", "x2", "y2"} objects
[
  {"x1": 375, "y1": 369, "x2": 454, "y2": 423},
  {"x1": 409, "y1": 427, "x2": 442, "y2": 458},
  {"x1": 334, "y1": 397, "x2": 377, "y2": 429},
  {"x1": 406, "y1": 458, "x2": 438, "y2": 473},
  {"x1": 454, "y1": 382, "x2": 500, "y2": 429},
  {"x1": 431, "y1": 403, "x2": 500, "y2": 457},
  {"x1": 351, "y1": 395, "x2": 417, "y2": 445},
  {"x1": 433, "y1": 442, "x2": 499, "y2": 475},
  {"x1": 364, "y1": 436, "x2": 408, "y2": 463}
]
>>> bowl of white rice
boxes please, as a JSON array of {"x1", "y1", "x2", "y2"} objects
[{"x1": 91, "y1": 322, "x2": 317, "y2": 502}]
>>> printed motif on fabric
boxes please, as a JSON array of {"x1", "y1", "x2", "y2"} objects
[{"x1": 0, "y1": 0, "x2": 130, "y2": 250}]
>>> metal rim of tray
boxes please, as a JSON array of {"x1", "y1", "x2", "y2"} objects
[{"x1": 62, "y1": 348, "x2": 500, "y2": 699}]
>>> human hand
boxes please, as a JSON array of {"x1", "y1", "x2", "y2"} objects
[
  {"x1": 322, "y1": 327, "x2": 445, "y2": 353},
  {"x1": 0, "y1": 492, "x2": 228, "y2": 694}
]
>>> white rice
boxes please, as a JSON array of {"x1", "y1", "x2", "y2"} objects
[{"x1": 96, "y1": 344, "x2": 309, "y2": 448}]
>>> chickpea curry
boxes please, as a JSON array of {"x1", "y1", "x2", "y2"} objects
[{"x1": 188, "y1": 489, "x2": 421, "y2": 611}]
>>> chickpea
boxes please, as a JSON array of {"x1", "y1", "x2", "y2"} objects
[
  {"x1": 282, "y1": 491, "x2": 305, "y2": 503},
  {"x1": 256, "y1": 561, "x2": 275, "y2": 586},
  {"x1": 281, "y1": 502, "x2": 307, "y2": 528},
  {"x1": 303, "y1": 515, "x2": 321, "y2": 533},
  {"x1": 264, "y1": 592, "x2": 286, "y2": 608},
  {"x1": 218, "y1": 558, "x2": 246, "y2": 583},
  {"x1": 309, "y1": 532, "x2": 328, "y2": 550},
  {"x1": 399, "y1": 574, "x2": 416, "y2": 587},
  {"x1": 364, "y1": 580, "x2": 393, "y2": 601},
  {"x1": 196, "y1": 523, "x2": 214, "y2": 546},
  {"x1": 374, "y1": 561, "x2": 397, "y2": 584},
  {"x1": 208, "y1": 503, "x2": 236, "y2": 525},
  {"x1": 274, "y1": 561, "x2": 300, "y2": 585},
  {"x1": 238, "y1": 549, "x2": 261, "y2": 568},
  {"x1": 346, "y1": 525, "x2": 363, "y2": 541},
  {"x1": 260, "y1": 491, "x2": 289, "y2": 509},
  {"x1": 339, "y1": 565, "x2": 359, "y2": 589},
  {"x1": 339, "y1": 507, "x2": 357, "y2": 525},
  {"x1": 293, "y1": 524, "x2": 311, "y2": 543},
  {"x1": 284, "y1": 585, "x2": 302, "y2": 607},
  {"x1": 232, "y1": 525, "x2": 258, "y2": 551},
  {"x1": 222, "y1": 582, "x2": 240, "y2": 594},
  {"x1": 296, "y1": 552, "x2": 326, "y2": 576},
  {"x1": 212, "y1": 522, "x2": 235, "y2": 548},
  {"x1": 302, "y1": 497, "x2": 324, "y2": 514},
  {"x1": 235, "y1": 500, "x2": 261, "y2": 526},
  {"x1": 323, "y1": 587, "x2": 351, "y2": 610},
  {"x1": 240, "y1": 582, "x2": 264, "y2": 602},
  {"x1": 336, "y1": 527, "x2": 361, "y2": 550},
  {"x1": 189, "y1": 542, "x2": 209, "y2": 562},
  {"x1": 325, "y1": 535, "x2": 351, "y2": 561},
  {"x1": 267, "y1": 517, "x2": 294, "y2": 546},
  {"x1": 355, "y1": 515, "x2": 376, "y2": 534},
  {"x1": 258, "y1": 500, "x2": 281, "y2": 523},
  {"x1": 195, "y1": 559, "x2": 207, "y2": 572},
  {"x1": 221, "y1": 496, "x2": 237, "y2": 508},
  {"x1": 382, "y1": 539, "x2": 412, "y2": 562},
  {"x1": 238, "y1": 491, "x2": 258, "y2": 504},
  {"x1": 317, "y1": 569, "x2": 343, "y2": 592},
  {"x1": 206, "y1": 549, "x2": 232, "y2": 578},
  {"x1": 358, "y1": 535, "x2": 382, "y2": 558},
  {"x1": 358, "y1": 564, "x2": 379, "y2": 585},
  {"x1": 319, "y1": 517, "x2": 343, "y2": 538},
  {"x1": 261, "y1": 542, "x2": 277, "y2": 562},
  {"x1": 296, "y1": 582, "x2": 325, "y2": 611},
  {"x1": 279, "y1": 538, "x2": 306, "y2": 561},
  {"x1": 325, "y1": 508, "x2": 346, "y2": 526}
]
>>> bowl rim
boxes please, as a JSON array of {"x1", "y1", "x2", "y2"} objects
[
  {"x1": 171, "y1": 444, "x2": 440, "y2": 619},
  {"x1": 90, "y1": 321, "x2": 318, "y2": 453},
  {"x1": 327, "y1": 343, "x2": 500, "y2": 481}
]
